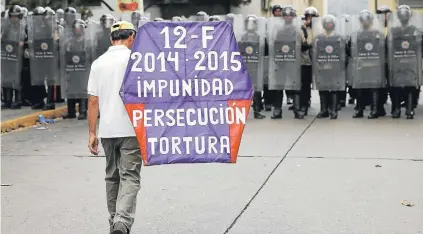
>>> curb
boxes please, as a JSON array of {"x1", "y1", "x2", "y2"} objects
[{"x1": 1, "y1": 106, "x2": 68, "y2": 133}]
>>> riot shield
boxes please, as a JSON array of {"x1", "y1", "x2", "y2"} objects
[
  {"x1": 387, "y1": 12, "x2": 423, "y2": 87},
  {"x1": 237, "y1": 16, "x2": 265, "y2": 91},
  {"x1": 60, "y1": 27, "x2": 93, "y2": 99},
  {"x1": 349, "y1": 14, "x2": 386, "y2": 89},
  {"x1": 312, "y1": 16, "x2": 347, "y2": 91},
  {"x1": 267, "y1": 16, "x2": 302, "y2": 91},
  {"x1": 226, "y1": 14, "x2": 243, "y2": 41},
  {"x1": 27, "y1": 15, "x2": 59, "y2": 86},
  {"x1": 1, "y1": 18, "x2": 24, "y2": 90}
]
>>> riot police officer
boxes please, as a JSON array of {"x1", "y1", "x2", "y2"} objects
[
  {"x1": 239, "y1": 15, "x2": 266, "y2": 119},
  {"x1": 300, "y1": 6, "x2": 319, "y2": 116},
  {"x1": 62, "y1": 19, "x2": 91, "y2": 120},
  {"x1": 269, "y1": 5, "x2": 303, "y2": 119},
  {"x1": 1, "y1": 5, "x2": 25, "y2": 109},
  {"x1": 96, "y1": 14, "x2": 115, "y2": 58},
  {"x1": 350, "y1": 10, "x2": 386, "y2": 119},
  {"x1": 272, "y1": 5, "x2": 282, "y2": 17},
  {"x1": 388, "y1": 5, "x2": 422, "y2": 119},
  {"x1": 313, "y1": 14, "x2": 347, "y2": 119}
]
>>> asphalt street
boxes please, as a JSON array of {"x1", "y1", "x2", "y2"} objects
[{"x1": 2, "y1": 97, "x2": 423, "y2": 234}]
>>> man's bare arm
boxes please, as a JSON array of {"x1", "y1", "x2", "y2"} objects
[{"x1": 88, "y1": 95, "x2": 99, "y2": 136}]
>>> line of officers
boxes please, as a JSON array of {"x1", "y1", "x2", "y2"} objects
[
  {"x1": 2, "y1": 5, "x2": 422, "y2": 121},
  {"x1": 1, "y1": 5, "x2": 117, "y2": 120},
  {"x1": 180, "y1": 6, "x2": 423, "y2": 120},
  {"x1": 230, "y1": 5, "x2": 422, "y2": 120}
]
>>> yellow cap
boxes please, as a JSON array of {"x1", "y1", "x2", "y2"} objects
[{"x1": 111, "y1": 21, "x2": 136, "y2": 33}]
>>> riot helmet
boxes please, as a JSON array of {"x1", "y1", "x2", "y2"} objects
[
  {"x1": 359, "y1": 10, "x2": 373, "y2": 29},
  {"x1": 397, "y1": 5, "x2": 412, "y2": 25},
  {"x1": 226, "y1": 13, "x2": 235, "y2": 26},
  {"x1": 72, "y1": 19, "x2": 86, "y2": 37},
  {"x1": 8, "y1": 5, "x2": 23, "y2": 23},
  {"x1": 272, "y1": 5, "x2": 282, "y2": 16},
  {"x1": 154, "y1": 17, "x2": 164, "y2": 22},
  {"x1": 45, "y1": 6, "x2": 52, "y2": 12},
  {"x1": 209, "y1": 15, "x2": 221, "y2": 22},
  {"x1": 64, "y1": 7, "x2": 77, "y2": 26},
  {"x1": 100, "y1": 14, "x2": 115, "y2": 28},
  {"x1": 304, "y1": 6, "x2": 319, "y2": 17},
  {"x1": 244, "y1": 15, "x2": 258, "y2": 32},
  {"x1": 376, "y1": 5, "x2": 392, "y2": 14},
  {"x1": 32, "y1": 6, "x2": 45, "y2": 16},
  {"x1": 195, "y1": 11, "x2": 208, "y2": 21},
  {"x1": 21, "y1": 7, "x2": 28, "y2": 18},
  {"x1": 172, "y1": 16, "x2": 183, "y2": 22},
  {"x1": 322, "y1": 14, "x2": 336, "y2": 32},
  {"x1": 131, "y1": 11, "x2": 142, "y2": 26},
  {"x1": 43, "y1": 7, "x2": 55, "y2": 21},
  {"x1": 282, "y1": 5, "x2": 296, "y2": 24}
]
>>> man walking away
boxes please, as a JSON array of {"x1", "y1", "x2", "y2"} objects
[{"x1": 87, "y1": 21, "x2": 141, "y2": 234}]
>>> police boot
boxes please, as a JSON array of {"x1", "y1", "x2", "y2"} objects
[
  {"x1": 253, "y1": 91, "x2": 265, "y2": 119},
  {"x1": 63, "y1": 99, "x2": 77, "y2": 119},
  {"x1": 263, "y1": 86, "x2": 273, "y2": 111},
  {"x1": 293, "y1": 93, "x2": 304, "y2": 119},
  {"x1": 391, "y1": 89, "x2": 401, "y2": 119},
  {"x1": 330, "y1": 92, "x2": 338, "y2": 119},
  {"x1": 316, "y1": 91, "x2": 329, "y2": 118},
  {"x1": 368, "y1": 89, "x2": 379, "y2": 119},
  {"x1": 271, "y1": 108, "x2": 282, "y2": 119},
  {"x1": 1, "y1": 88, "x2": 13, "y2": 109},
  {"x1": 78, "y1": 99, "x2": 88, "y2": 120},
  {"x1": 43, "y1": 86, "x2": 55, "y2": 110},
  {"x1": 405, "y1": 91, "x2": 414, "y2": 120},
  {"x1": 10, "y1": 90, "x2": 22, "y2": 109}
]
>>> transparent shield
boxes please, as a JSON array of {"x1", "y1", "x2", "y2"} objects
[
  {"x1": 349, "y1": 14, "x2": 386, "y2": 89},
  {"x1": 227, "y1": 14, "x2": 243, "y2": 41},
  {"x1": 267, "y1": 16, "x2": 302, "y2": 91},
  {"x1": 238, "y1": 16, "x2": 265, "y2": 91},
  {"x1": 27, "y1": 15, "x2": 59, "y2": 86},
  {"x1": 1, "y1": 18, "x2": 24, "y2": 90},
  {"x1": 388, "y1": 12, "x2": 423, "y2": 87},
  {"x1": 60, "y1": 28, "x2": 93, "y2": 99},
  {"x1": 312, "y1": 16, "x2": 347, "y2": 91}
]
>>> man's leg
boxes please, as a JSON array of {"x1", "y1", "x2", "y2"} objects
[
  {"x1": 114, "y1": 137, "x2": 142, "y2": 232},
  {"x1": 101, "y1": 138, "x2": 120, "y2": 230}
]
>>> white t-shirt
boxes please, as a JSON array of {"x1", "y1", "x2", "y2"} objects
[{"x1": 87, "y1": 45, "x2": 135, "y2": 138}]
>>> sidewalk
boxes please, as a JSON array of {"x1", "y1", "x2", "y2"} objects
[{"x1": 1, "y1": 104, "x2": 67, "y2": 133}]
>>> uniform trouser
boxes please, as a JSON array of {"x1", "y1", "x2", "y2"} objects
[
  {"x1": 101, "y1": 137, "x2": 142, "y2": 231},
  {"x1": 273, "y1": 90, "x2": 284, "y2": 109},
  {"x1": 263, "y1": 84, "x2": 275, "y2": 107},
  {"x1": 21, "y1": 66, "x2": 32, "y2": 102},
  {"x1": 46, "y1": 85, "x2": 55, "y2": 104},
  {"x1": 274, "y1": 89, "x2": 301, "y2": 112},
  {"x1": 318, "y1": 91, "x2": 338, "y2": 113},
  {"x1": 300, "y1": 66, "x2": 312, "y2": 108},
  {"x1": 253, "y1": 91, "x2": 262, "y2": 112},
  {"x1": 67, "y1": 98, "x2": 88, "y2": 115},
  {"x1": 31, "y1": 85, "x2": 47, "y2": 104},
  {"x1": 355, "y1": 88, "x2": 379, "y2": 113}
]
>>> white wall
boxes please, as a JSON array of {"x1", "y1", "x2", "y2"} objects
[{"x1": 231, "y1": 0, "x2": 265, "y2": 17}]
